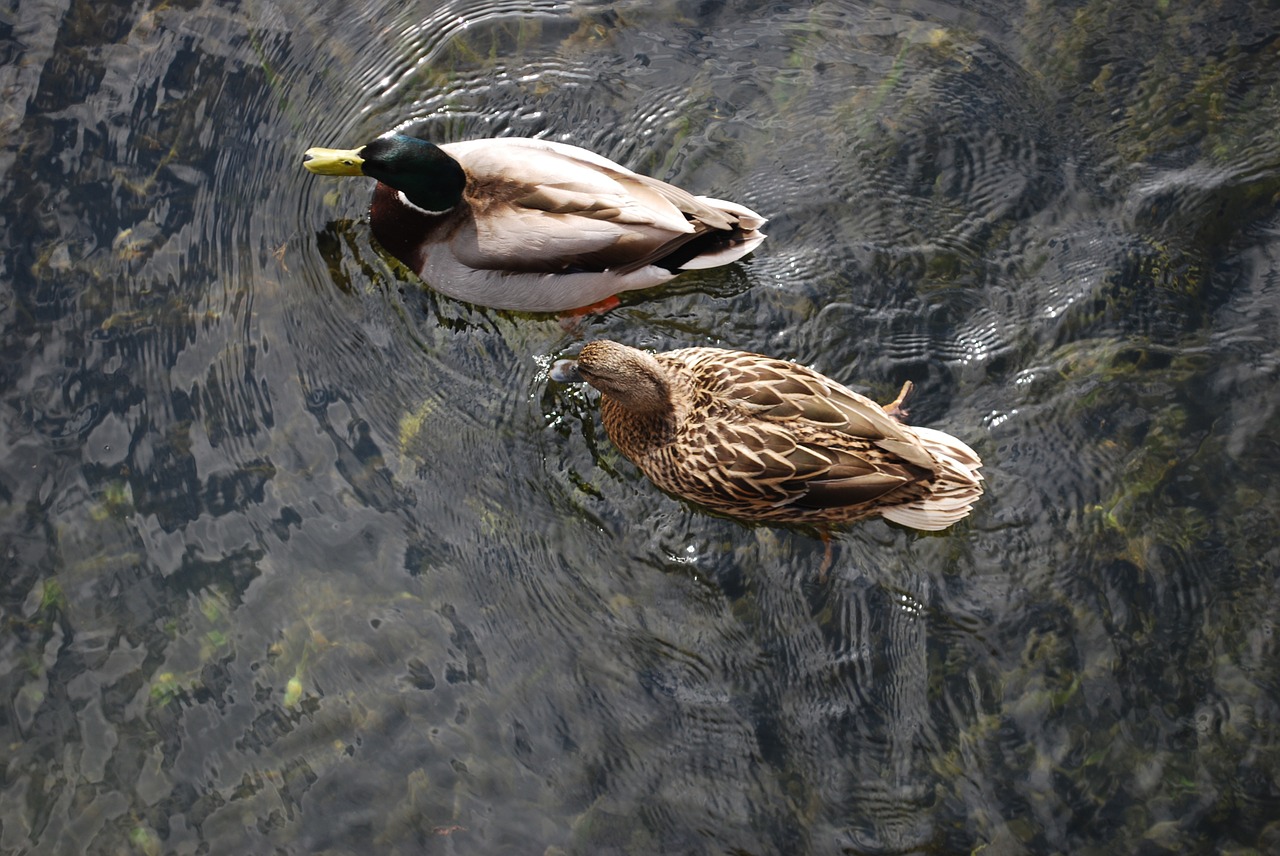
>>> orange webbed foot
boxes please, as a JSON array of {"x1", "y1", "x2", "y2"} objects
[
  {"x1": 558, "y1": 295, "x2": 621, "y2": 331},
  {"x1": 881, "y1": 380, "x2": 914, "y2": 422}
]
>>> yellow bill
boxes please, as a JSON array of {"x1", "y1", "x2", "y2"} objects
[{"x1": 302, "y1": 146, "x2": 366, "y2": 175}]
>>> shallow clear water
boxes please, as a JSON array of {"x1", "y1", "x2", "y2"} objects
[{"x1": 3, "y1": 0, "x2": 1280, "y2": 853}]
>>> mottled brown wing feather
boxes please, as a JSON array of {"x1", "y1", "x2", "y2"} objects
[
  {"x1": 703, "y1": 351, "x2": 941, "y2": 470},
  {"x1": 703, "y1": 420, "x2": 915, "y2": 511},
  {"x1": 794, "y1": 472, "x2": 913, "y2": 508},
  {"x1": 789, "y1": 447, "x2": 919, "y2": 509},
  {"x1": 687, "y1": 351, "x2": 901, "y2": 438},
  {"x1": 662, "y1": 349, "x2": 938, "y2": 512}
]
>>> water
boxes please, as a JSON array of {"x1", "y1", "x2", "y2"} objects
[{"x1": 3, "y1": 0, "x2": 1280, "y2": 853}]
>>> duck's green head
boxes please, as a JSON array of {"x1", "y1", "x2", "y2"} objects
[{"x1": 302, "y1": 134, "x2": 466, "y2": 214}]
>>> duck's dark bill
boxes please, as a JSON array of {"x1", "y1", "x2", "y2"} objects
[{"x1": 549, "y1": 359, "x2": 582, "y2": 383}]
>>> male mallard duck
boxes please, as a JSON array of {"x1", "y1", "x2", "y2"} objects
[
  {"x1": 552, "y1": 341, "x2": 984, "y2": 530},
  {"x1": 302, "y1": 133, "x2": 766, "y2": 312}
]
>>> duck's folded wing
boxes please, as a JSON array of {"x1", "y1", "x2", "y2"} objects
[
  {"x1": 442, "y1": 138, "x2": 765, "y2": 232},
  {"x1": 436, "y1": 141, "x2": 703, "y2": 272},
  {"x1": 440, "y1": 139, "x2": 766, "y2": 274},
  {"x1": 444, "y1": 139, "x2": 698, "y2": 233},
  {"x1": 448, "y1": 205, "x2": 689, "y2": 273},
  {"x1": 680, "y1": 349, "x2": 940, "y2": 471},
  {"x1": 698, "y1": 421, "x2": 918, "y2": 508}
]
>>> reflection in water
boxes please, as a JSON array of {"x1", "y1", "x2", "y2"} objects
[{"x1": 2, "y1": 0, "x2": 1280, "y2": 853}]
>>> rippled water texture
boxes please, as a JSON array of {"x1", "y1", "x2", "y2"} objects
[{"x1": 3, "y1": 0, "x2": 1280, "y2": 852}]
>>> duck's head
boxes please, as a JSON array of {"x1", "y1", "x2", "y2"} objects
[
  {"x1": 302, "y1": 134, "x2": 466, "y2": 214},
  {"x1": 555, "y1": 341, "x2": 672, "y2": 414}
]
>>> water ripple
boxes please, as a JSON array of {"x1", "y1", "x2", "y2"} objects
[{"x1": 6, "y1": 0, "x2": 1280, "y2": 853}]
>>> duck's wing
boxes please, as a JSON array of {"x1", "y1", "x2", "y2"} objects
[
  {"x1": 695, "y1": 418, "x2": 922, "y2": 510},
  {"x1": 673, "y1": 349, "x2": 938, "y2": 510},
  {"x1": 441, "y1": 139, "x2": 749, "y2": 273},
  {"x1": 446, "y1": 138, "x2": 741, "y2": 227},
  {"x1": 682, "y1": 350, "x2": 928, "y2": 451}
]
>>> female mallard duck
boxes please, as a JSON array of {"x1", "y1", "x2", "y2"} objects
[
  {"x1": 552, "y1": 341, "x2": 983, "y2": 530},
  {"x1": 302, "y1": 133, "x2": 766, "y2": 313}
]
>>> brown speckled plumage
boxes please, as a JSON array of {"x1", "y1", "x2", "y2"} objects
[{"x1": 571, "y1": 341, "x2": 984, "y2": 530}]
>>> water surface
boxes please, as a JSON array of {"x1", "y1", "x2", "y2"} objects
[{"x1": 3, "y1": 0, "x2": 1280, "y2": 853}]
